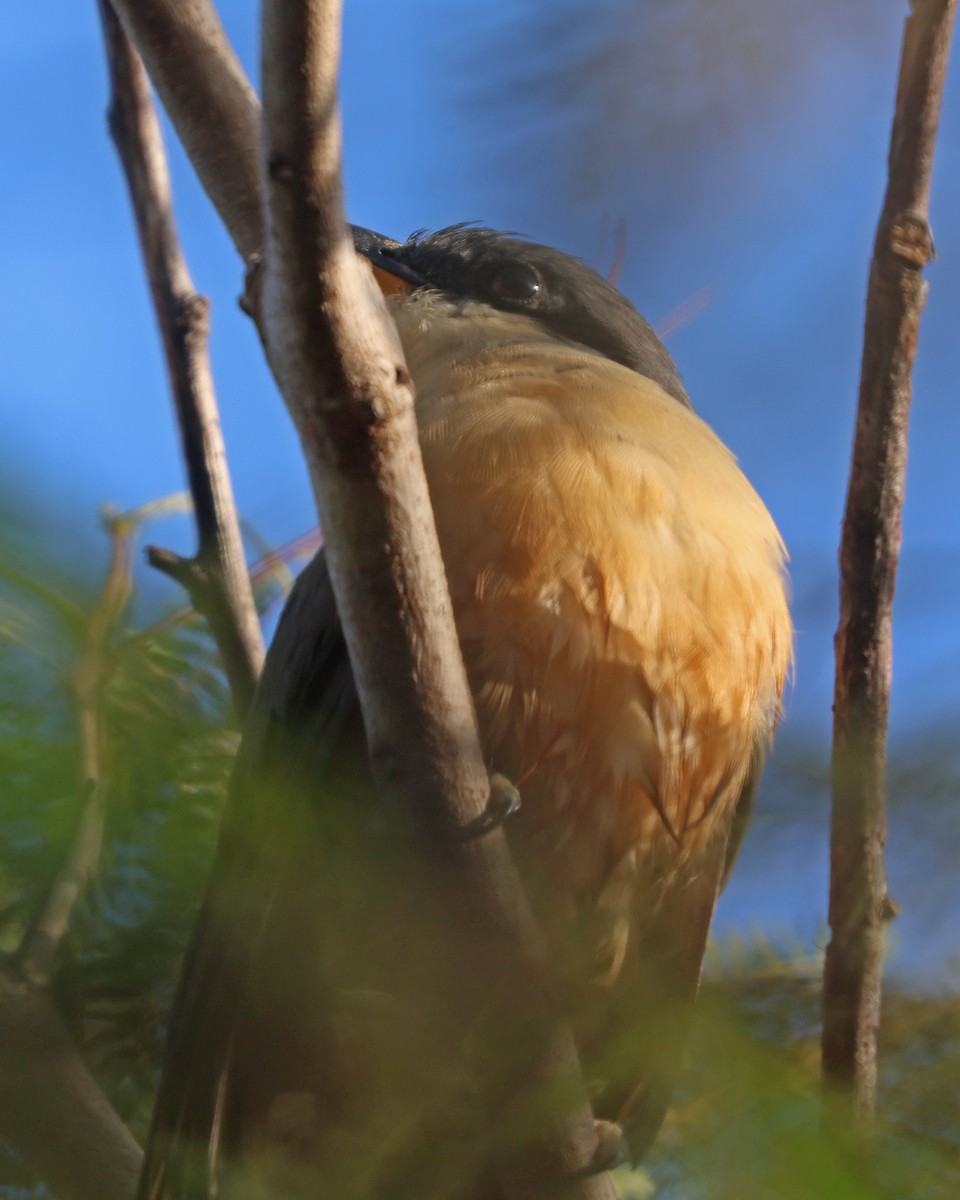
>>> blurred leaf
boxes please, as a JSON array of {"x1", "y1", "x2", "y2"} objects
[
  {"x1": 124, "y1": 491, "x2": 191, "y2": 524},
  {"x1": 0, "y1": 498, "x2": 238, "y2": 1154},
  {"x1": 3, "y1": 489, "x2": 959, "y2": 1197},
  {"x1": 453, "y1": 0, "x2": 887, "y2": 227}
]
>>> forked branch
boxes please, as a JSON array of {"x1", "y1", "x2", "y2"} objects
[
  {"x1": 108, "y1": 0, "x2": 262, "y2": 262},
  {"x1": 99, "y1": 0, "x2": 265, "y2": 717}
]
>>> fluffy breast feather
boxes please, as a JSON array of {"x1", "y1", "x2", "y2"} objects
[{"x1": 393, "y1": 293, "x2": 792, "y2": 917}]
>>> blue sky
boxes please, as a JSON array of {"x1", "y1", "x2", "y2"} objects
[{"x1": 2, "y1": 2, "x2": 959, "y2": 976}]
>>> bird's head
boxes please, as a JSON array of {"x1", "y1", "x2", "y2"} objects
[{"x1": 352, "y1": 224, "x2": 690, "y2": 408}]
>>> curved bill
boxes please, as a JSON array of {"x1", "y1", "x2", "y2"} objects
[{"x1": 351, "y1": 225, "x2": 424, "y2": 295}]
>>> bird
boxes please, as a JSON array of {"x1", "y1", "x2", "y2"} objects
[{"x1": 138, "y1": 224, "x2": 792, "y2": 1199}]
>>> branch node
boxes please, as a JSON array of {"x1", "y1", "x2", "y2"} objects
[
  {"x1": 239, "y1": 255, "x2": 265, "y2": 323},
  {"x1": 147, "y1": 544, "x2": 208, "y2": 594},
  {"x1": 173, "y1": 290, "x2": 212, "y2": 338},
  {"x1": 266, "y1": 152, "x2": 295, "y2": 184},
  {"x1": 880, "y1": 214, "x2": 935, "y2": 272},
  {"x1": 878, "y1": 895, "x2": 901, "y2": 922}
]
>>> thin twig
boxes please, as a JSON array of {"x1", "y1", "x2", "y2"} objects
[
  {"x1": 98, "y1": 0, "x2": 265, "y2": 718},
  {"x1": 823, "y1": 0, "x2": 957, "y2": 1122},
  {"x1": 108, "y1": 0, "x2": 262, "y2": 263},
  {"x1": 654, "y1": 285, "x2": 715, "y2": 340},
  {"x1": 256, "y1": 2, "x2": 613, "y2": 1194},
  {"x1": 121, "y1": 526, "x2": 320, "y2": 656},
  {"x1": 17, "y1": 512, "x2": 135, "y2": 984}
]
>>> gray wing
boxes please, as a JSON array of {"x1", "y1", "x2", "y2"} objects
[
  {"x1": 580, "y1": 746, "x2": 766, "y2": 1161},
  {"x1": 719, "y1": 740, "x2": 765, "y2": 891},
  {"x1": 138, "y1": 551, "x2": 365, "y2": 1199}
]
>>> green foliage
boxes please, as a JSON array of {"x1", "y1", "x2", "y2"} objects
[
  {"x1": 0, "y1": 503, "x2": 236, "y2": 1147},
  {"x1": 2, "y1": 504, "x2": 958, "y2": 1199},
  {"x1": 639, "y1": 947, "x2": 960, "y2": 1199}
]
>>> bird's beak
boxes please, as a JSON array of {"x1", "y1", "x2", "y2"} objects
[{"x1": 351, "y1": 225, "x2": 424, "y2": 296}]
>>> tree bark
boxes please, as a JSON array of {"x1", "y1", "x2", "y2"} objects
[
  {"x1": 823, "y1": 0, "x2": 957, "y2": 1122},
  {"x1": 108, "y1": 0, "x2": 263, "y2": 263},
  {"x1": 253, "y1": 3, "x2": 613, "y2": 1193},
  {"x1": 99, "y1": 0, "x2": 265, "y2": 718}
]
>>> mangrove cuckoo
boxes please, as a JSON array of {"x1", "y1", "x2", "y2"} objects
[{"x1": 139, "y1": 226, "x2": 792, "y2": 1199}]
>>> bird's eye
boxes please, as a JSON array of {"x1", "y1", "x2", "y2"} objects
[{"x1": 488, "y1": 263, "x2": 542, "y2": 304}]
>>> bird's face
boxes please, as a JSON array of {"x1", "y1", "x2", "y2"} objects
[{"x1": 352, "y1": 225, "x2": 691, "y2": 408}]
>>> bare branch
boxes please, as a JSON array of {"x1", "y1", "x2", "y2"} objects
[
  {"x1": 108, "y1": 0, "x2": 262, "y2": 263},
  {"x1": 823, "y1": 0, "x2": 957, "y2": 1121},
  {"x1": 17, "y1": 514, "x2": 134, "y2": 984},
  {"x1": 98, "y1": 0, "x2": 265, "y2": 718},
  {"x1": 255, "y1": 1, "x2": 613, "y2": 1193},
  {"x1": 258, "y1": 2, "x2": 485, "y2": 823}
]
